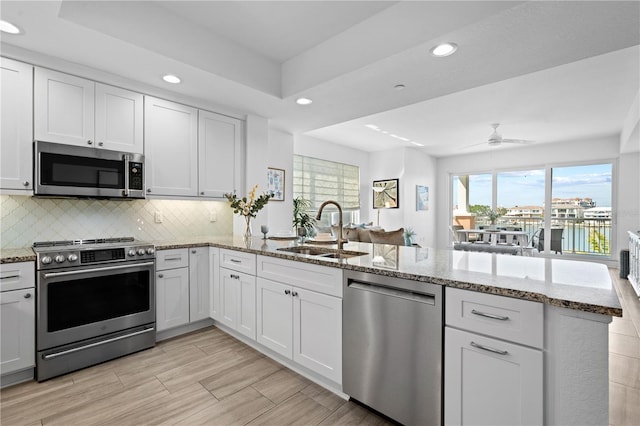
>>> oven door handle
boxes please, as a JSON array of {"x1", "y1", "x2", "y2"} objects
[
  {"x1": 43, "y1": 262, "x2": 155, "y2": 278},
  {"x1": 42, "y1": 326, "x2": 155, "y2": 360}
]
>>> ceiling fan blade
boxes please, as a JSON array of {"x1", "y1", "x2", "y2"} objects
[{"x1": 501, "y1": 138, "x2": 534, "y2": 144}]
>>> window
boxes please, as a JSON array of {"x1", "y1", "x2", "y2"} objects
[
  {"x1": 452, "y1": 162, "x2": 613, "y2": 257},
  {"x1": 293, "y1": 155, "x2": 360, "y2": 224}
]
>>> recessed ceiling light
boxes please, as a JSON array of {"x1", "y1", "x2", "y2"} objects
[
  {"x1": 296, "y1": 97, "x2": 313, "y2": 105},
  {"x1": 0, "y1": 20, "x2": 21, "y2": 34},
  {"x1": 162, "y1": 74, "x2": 181, "y2": 84},
  {"x1": 430, "y1": 42, "x2": 458, "y2": 57}
]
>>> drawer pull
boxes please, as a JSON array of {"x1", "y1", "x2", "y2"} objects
[
  {"x1": 164, "y1": 256, "x2": 182, "y2": 261},
  {"x1": 230, "y1": 259, "x2": 241, "y2": 263},
  {"x1": 230, "y1": 274, "x2": 240, "y2": 280},
  {"x1": 471, "y1": 309, "x2": 509, "y2": 321},
  {"x1": 0, "y1": 274, "x2": 20, "y2": 280},
  {"x1": 470, "y1": 341, "x2": 508, "y2": 355}
]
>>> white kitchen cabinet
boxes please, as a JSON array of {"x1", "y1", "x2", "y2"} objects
[
  {"x1": 198, "y1": 110, "x2": 242, "y2": 197},
  {"x1": 444, "y1": 288, "x2": 543, "y2": 426},
  {"x1": 0, "y1": 262, "x2": 35, "y2": 376},
  {"x1": 1, "y1": 57, "x2": 33, "y2": 192},
  {"x1": 156, "y1": 249, "x2": 190, "y2": 331},
  {"x1": 256, "y1": 256, "x2": 342, "y2": 384},
  {"x1": 208, "y1": 247, "x2": 220, "y2": 321},
  {"x1": 219, "y1": 268, "x2": 256, "y2": 340},
  {"x1": 34, "y1": 68, "x2": 143, "y2": 153},
  {"x1": 144, "y1": 96, "x2": 198, "y2": 197},
  {"x1": 189, "y1": 247, "x2": 210, "y2": 322}
]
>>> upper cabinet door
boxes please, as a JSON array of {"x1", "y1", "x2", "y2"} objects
[
  {"x1": 198, "y1": 110, "x2": 242, "y2": 198},
  {"x1": 144, "y1": 96, "x2": 198, "y2": 197},
  {"x1": 0, "y1": 57, "x2": 33, "y2": 191},
  {"x1": 34, "y1": 68, "x2": 95, "y2": 148},
  {"x1": 95, "y1": 83, "x2": 143, "y2": 154}
]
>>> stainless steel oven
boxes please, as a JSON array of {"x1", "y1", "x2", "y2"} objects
[{"x1": 33, "y1": 238, "x2": 156, "y2": 381}]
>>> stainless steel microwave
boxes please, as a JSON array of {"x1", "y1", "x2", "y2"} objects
[{"x1": 34, "y1": 141, "x2": 145, "y2": 199}]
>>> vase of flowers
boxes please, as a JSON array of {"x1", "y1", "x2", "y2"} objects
[{"x1": 224, "y1": 185, "x2": 273, "y2": 240}]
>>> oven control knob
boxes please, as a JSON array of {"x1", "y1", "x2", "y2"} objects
[
  {"x1": 54, "y1": 255, "x2": 66, "y2": 263},
  {"x1": 128, "y1": 249, "x2": 136, "y2": 257},
  {"x1": 67, "y1": 254, "x2": 78, "y2": 262},
  {"x1": 146, "y1": 247, "x2": 155, "y2": 255},
  {"x1": 137, "y1": 249, "x2": 146, "y2": 256},
  {"x1": 41, "y1": 256, "x2": 52, "y2": 265}
]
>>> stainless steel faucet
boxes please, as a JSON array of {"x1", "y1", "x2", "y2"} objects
[{"x1": 316, "y1": 200, "x2": 345, "y2": 250}]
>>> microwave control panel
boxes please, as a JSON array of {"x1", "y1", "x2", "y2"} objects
[{"x1": 129, "y1": 162, "x2": 143, "y2": 190}]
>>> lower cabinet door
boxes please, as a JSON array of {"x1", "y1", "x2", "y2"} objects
[
  {"x1": 220, "y1": 268, "x2": 239, "y2": 329},
  {"x1": 156, "y1": 267, "x2": 190, "y2": 331},
  {"x1": 256, "y1": 278, "x2": 293, "y2": 358},
  {"x1": 236, "y1": 271, "x2": 256, "y2": 340},
  {"x1": 189, "y1": 247, "x2": 210, "y2": 322},
  {"x1": 0, "y1": 288, "x2": 35, "y2": 374},
  {"x1": 293, "y1": 288, "x2": 342, "y2": 384},
  {"x1": 444, "y1": 327, "x2": 543, "y2": 426},
  {"x1": 209, "y1": 248, "x2": 220, "y2": 321}
]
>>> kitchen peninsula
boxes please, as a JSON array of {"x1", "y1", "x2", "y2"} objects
[
  {"x1": 0, "y1": 238, "x2": 621, "y2": 425},
  {"x1": 155, "y1": 236, "x2": 619, "y2": 426}
]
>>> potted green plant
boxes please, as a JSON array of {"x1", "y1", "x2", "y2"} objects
[
  {"x1": 403, "y1": 227, "x2": 417, "y2": 246},
  {"x1": 292, "y1": 196, "x2": 316, "y2": 237}
]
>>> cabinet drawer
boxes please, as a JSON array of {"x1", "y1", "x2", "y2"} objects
[
  {"x1": 0, "y1": 262, "x2": 35, "y2": 292},
  {"x1": 156, "y1": 248, "x2": 189, "y2": 270},
  {"x1": 257, "y1": 255, "x2": 342, "y2": 298},
  {"x1": 220, "y1": 249, "x2": 256, "y2": 275},
  {"x1": 446, "y1": 287, "x2": 543, "y2": 348}
]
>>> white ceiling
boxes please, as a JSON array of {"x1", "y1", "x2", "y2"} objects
[{"x1": 1, "y1": 1, "x2": 639, "y2": 157}]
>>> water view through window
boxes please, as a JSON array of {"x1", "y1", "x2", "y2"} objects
[{"x1": 452, "y1": 163, "x2": 613, "y2": 256}]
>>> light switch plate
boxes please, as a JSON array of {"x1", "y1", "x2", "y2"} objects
[
  {"x1": 209, "y1": 211, "x2": 217, "y2": 222},
  {"x1": 154, "y1": 211, "x2": 163, "y2": 223}
]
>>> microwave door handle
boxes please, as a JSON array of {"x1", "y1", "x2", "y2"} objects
[{"x1": 123, "y1": 154, "x2": 130, "y2": 197}]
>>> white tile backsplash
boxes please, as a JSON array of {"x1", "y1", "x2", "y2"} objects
[{"x1": 0, "y1": 195, "x2": 233, "y2": 248}]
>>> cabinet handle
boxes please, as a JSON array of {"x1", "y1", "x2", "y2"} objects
[
  {"x1": 230, "y1": 259, "x2": 241, "y2": 263},
  {"x1": 292, "y1": 291, "x2": 298, "y2": 297},
  {"x1": 98, "y1": 142, "x2": 104, "y2": 147},
  {"x1": 192, "y1": 250, "x2": 196, "y2": 254},
  {"x1": 230, "y1": 274, "x2": 240, "y2": 279},
  {"x1": 147, "y1": 189, "x2": 152, "y2": 193},
  {"x1": 470, "y1": 341, "x2": 508, "y2": 355},
  {"x1": 200, "y1": 192, "x2": 205, "y2": 195},
  {"x1": 22, "y1": 181, "x2": 29, "y2": 187},
  {"x1": 24, "y1": 293, "x2": 32, "y2": 299},
  {"x1": 87, "y1": 140, "x2": 93, "y2": 145},
  {"x1": 0, "y1": 274, "x2": 20, "y2": 280},
  {"x1": 284, "y1": 290, "x2": 291, "y2": 295},
  {"x1": 471, "y1": 309, "x2": 509, "y2": 321},
  {"x1": 158, "y1": 274, "x2": 164, "y2": 278}
]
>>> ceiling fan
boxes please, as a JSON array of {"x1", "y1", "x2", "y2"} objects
[{"x1": 470, "y1": 123, "x2": 534, "y2": 147}]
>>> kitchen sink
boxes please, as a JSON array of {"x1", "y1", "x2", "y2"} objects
[{"x1": 277, "y1": 246, "x2": 368, "y2": 259}]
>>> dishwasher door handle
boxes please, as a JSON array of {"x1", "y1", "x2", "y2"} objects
[{"x1": 348, "y1": 280, "x2": 436, "y2": 305}]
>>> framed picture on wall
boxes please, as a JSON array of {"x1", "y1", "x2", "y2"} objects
[
  {"x1": 373, "y1": 178, "x2": 399, "y2": 209},
  {"x1": 267, "y1": 167, "x2": 285, "y2": 201},
  {"x1": 416, "y1": 185, "x2": 429, "y2": 211}
]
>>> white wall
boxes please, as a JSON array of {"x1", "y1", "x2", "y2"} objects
[
  {"x1": 369, "y1": 147, "x2": 437, "y2": 247},
  {"x1": 435, "y1": 136, "x2": 631, "y2": 257},
  {"x1": 618, "y1": 152, "x2": 640, "y2": 247},
  {"x1": 267, "y1": 128, "x2": 294, "y2": 233}
]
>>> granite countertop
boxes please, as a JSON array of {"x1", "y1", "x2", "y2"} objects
[
  {"x1": 153, "y1": 235, "x2": 623, "y2": 317},
  {"x1": 1, "y1": 236, "x2": 622, "y2": 317}
]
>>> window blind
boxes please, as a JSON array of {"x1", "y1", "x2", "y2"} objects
[{"x1": 293, "y1": 155, "x2": 360, "y2": 211}]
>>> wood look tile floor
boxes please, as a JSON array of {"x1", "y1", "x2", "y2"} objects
[
  {"x1": 1, "y1": 269, "x2": 638, "y2": 426},
  {"x1": 0, "y1": 326, "x2": 393, "y2": 426}
]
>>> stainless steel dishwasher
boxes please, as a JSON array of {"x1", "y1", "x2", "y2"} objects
[{"x1": 343, "y1": 270, "x2": 443, "y2": 426}]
